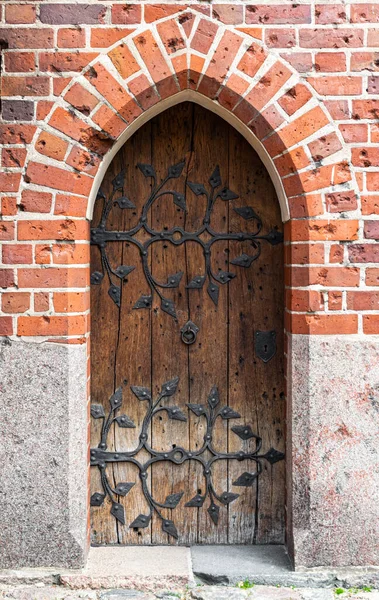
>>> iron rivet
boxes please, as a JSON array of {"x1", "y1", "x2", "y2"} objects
[
  {"x1": 100, "y1": 443, "x2": 106, "y2": 449},
  {"x1": 244, "y1": 429, "x2": 249, "y2": 434},
  {"x1": 116, "y1": 233, "x2": 121, "y2": 239},
  {"x1": 188, "y1": 453, "x2": 192, "y2": 457},
  {"x1": 165, "y1": 521, "x2": 170, "y2": 526},
  {"x1": 91, "y1": 451, "x2": 95, "y2": 456},
  {"x1": 164, "y1": 454, "x2": 168, "y2": 458},
  {"x1": 114, "y1": 506, "x2": 118, "y2": 510},
  {"x1": 142, "y1": 251, "x2": 147, "y2": 256},
  {"x1": 114, "y1": 454, "x2": 119, "y2": 459},
  {"x1": 141, "y1": 517, "x2": 146, "y2": 522}
]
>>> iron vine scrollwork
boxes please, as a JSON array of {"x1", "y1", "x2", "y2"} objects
[
  {"x1": 90, "y1": 161, "x2": 283, "y2": 319},
  {"x1": 90, "y1": 377, "x2": 285, "y2": 539}
]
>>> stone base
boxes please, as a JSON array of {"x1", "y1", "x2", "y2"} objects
[
  {"x1": 0, "y1": 338, "x2": 88, "y2": 569},
  {"x1": 288, "y1": 335, "x2": 379, "y2": 568}
]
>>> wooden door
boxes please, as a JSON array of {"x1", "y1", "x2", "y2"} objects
[{"x1": 90, "y1": 102, "x2": 285, "y2": 546}]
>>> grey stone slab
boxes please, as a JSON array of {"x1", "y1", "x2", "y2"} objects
[
  {"x1": 0, "y1": 339, "x2": 88, "y2": 569},
  {"x1": 288, "y1": 335, "x2": 379, "y2": 568},
  {"x1": 100, "y1": 591, "x2": 154, "y2": 600}
]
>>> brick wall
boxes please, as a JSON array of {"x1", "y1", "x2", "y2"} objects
[{"x1": 1, "y1": 0, "x2": 379, "y2": 347}]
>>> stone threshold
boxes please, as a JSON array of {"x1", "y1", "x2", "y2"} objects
[{"x1": 0, "y1": 546, "x2": 378, "y2": 592}]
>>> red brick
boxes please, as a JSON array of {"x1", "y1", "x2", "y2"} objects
[
  {"x1": 54, "y1": 194, "x2": 87, "y2": 217},
  {"x1": 0, "y1": 222, "x2": 15, "y2": 241},
  {"x1": 247, "y1": 62, "x2": 292, "y2": 111},
  {"x1": 362, "y1": 195, "x2": 379, "y2": 216},
  {"x1": 366, "y1": 269, "x2": 379, "y2": 286},
  {"x1": 265, "y1": 106, "x2": 329, "y2": 156},
  {"x1": 351, "y1": 4, "x2": 379, "y2": 22},
  {"x1": 286, "y1": 219, "x2": 358, "y2": 242},
  {"x1": 339, "y1": 123, "x2": 368, "y2": 143},
  {"x1": 50, "y1": 243, "x2": 89, "y2": 265},
  {"x1": 368, "y1": 76, "x2": 379, "y2": 95},
  {"x1": 0, "y1": 317, "x2": 13, "y2": 335},
  {"x1": 280, "y1": 52, "x2": 312, "y2": 73},
  {"x1": 91, "y1": 28, "x2": 135, "y2": 48},
  {"x1": 189, "y1": 54, "x2": 205, "y2": 90},
  {"x1": 37, "y1": 101, "x2": 54, "y2": 121},
  {"x1": 49, "y1": 107, "x2": 111, "y2": 155},
  {"x1": 277, "y1": 84, "x2": 312, "y2": 116},
  {"x1": 0, "y1": 28, "x2": 54, "y2": 49},
  {"x1": 287, "y1": 313, "x2": 357, "y2": 335},
  {"x1": 128, "y1": 74, "x2": 160, "y2": 110},
  {"x1": 64, "y1": 83, "x2": 99, "y2": 116},
  {"x1": 4, "y1": 52, "x2": 35, "y2": 73},
  {"x1": 53, "y1": 77, "x2": 72, "y2": 97},
  {"x1": 288, "y1": 194, "x2": 323, "y2": 218},
  {"x1": 18, "y1": 219, "x2": 88, "y2": 241},
  {"x1": 34, "y1": 245, "x2": 51, "y2": 265},
  {"x1": 299, "y1": 28, "x2": 364, "y2": 48},
  {"x1": 325, "y1": 100, "x2": 349, "y2": 120},
  {"x1": 157, "y1": 18, "x2": 185, "y2": 54},
  {"x1": 39, "y1": 4, "x2": 106, "y2": 25},
  {"x1": 329, "y1": 244, "x2": 344, "y2": 263},
  {"x1": 371, "y1": 124, "x2": 379, "y2": 143},
  {"x1": 34, "y1": 292, "x2": 50, "y2": 312},
  {"x1": 92, "y1": 105, "x2": 127, "y2": 139},
  {"x1": 246, "y1": 4, "x2": 311, "y2": 23},
  {"x1": 307, "y1": 76, "x2": 362, "y2": 96},
  {"x1": 367, "y1": 172, "x2": 379, "y2": 192},
  {"x1": 363, "y1": 315, "x2": 379, "y2": 334},
  {"x1": 265, "y1": 28, "x2": 296, "y2": 48},
  {"x1": 0, "y1": 172, "x2": 21, "y2": 192},
  {"x1": 111, "y1": 4, "x2": 142, "y2": 24},
  {"x1": 145, "y1": 4, "x2": 184, "y2": 23},
  {"x1": 349, "y1": 244, "x2": 379, "y2": 263},
  {"x1": 171, "y1": 54, "x2": 188, "y2": 90},
  {"x1": 308, "y1": 132, "x2": 342, "y2": 162},
  {"x1": 5, "y1": 4, "x2": 36, "y2": 24},
  {"x1": 85, "y1": 63, "x2": 142, "y2": 122},
  {"x1": 39, "y1": 52, "x2": 97, "y2": 73},
  {"x1": 35, "y1": 131, "x2": 68, "y2": 161},
  {"x1": 237, "y1": 43, "x2": 267, "y2": 78},
  {"x1": 288, "y1": 266, "x2": 359, "y2": 288},
  {"x1": 66, "y1": 147, "x2": 100, "y2": 175},
  {"x1": 352, "y1": 147, "x2": 379, "y2": 168},
  {"x1": 218, "y1": 74, "x2": 250, "y2": 112},
  {"x1": 20, "y1": 190, "x2": 52, "y2": 213},
  {"x1": 1, "y1": 197, "x2": 17, "y2": 216},
  {"x1": 326, "y1": 190, "x2": 358, "y2": 213},
  {"x1": 198, "y1": 31, "x2": 244, "y2": 98},
  {"x1": 2, "y1": 292, "x2": 30, "y2": 313},
  {"x1": 351, "y1": 52, "x2": 379, "y2": 72},
  {"x1": 2, "y1": 244, "x2": 32, "y2": 265},
  {"x1": 18, "y1": 267, "x2": 88, "y2": 288},
  {"x1": 0, "y1": 269, "x2": 15, "y2": 288},
  {"x1": 352, "y1": 100, "x2": 379, "y2": 119},
  {"x1": 1, "y1": 76, "x2": 49, "y2": 97},
  {"x1": 249, "y1": 104, "x2": 284, "y2": 140},
  {"x1": 286, "y1": 243, "x2": 325, "y2": 265},
  {"x1": 108, "y1": 43, "x2": 140, "y2": 79},
  {"x1": 57, "y1": 28, "x2": 86, "y2": 49},
  {"x1": 274, "y1": 147, "x2": 309, "y2": 177},
  {"x1": 328, "y1": 291, "x2": 342, "y2": 311},
  {"x1": 53, "y1": 291, "x2": 90, "y2": 313},
  {"x1": 314, "y1": 52, "x2": 346, "y2": 72},
  {"x1": 236, "y1": 27, "x2": 263, "y2": 41},
  {"x1": 347, "y1": 292, "x2": 379, "y2": 311},
  {"x1": 134, "y1": 30, "x2": 178, "y2": 98},
  {"x1": 213, "y1": 4, "x2": 243, "y2": 24},
  {"x1": 25, "y1": 162, "x2": 93, "y2": 196},
  {"x1": 286, "y1": 289, "x2": 324, "y2": 312},
  {"x1": 315, "y1": 4, "x2": 347, "y2": 24},
  {"x1": 368, "y1": 30, "x2": 379, "y2": 47},
  {"x1": 191, "y1": 19, "x2": 219, "y2": 55},
  {"x1": 18, "y1": 315, "x2": 87, "y2": 336},
  {"x1": 2, "y1": 148, "x2": 27, "y2": 168},
  {"x1": 364, "y1": 221, "x2": 379, "y2": 240}
]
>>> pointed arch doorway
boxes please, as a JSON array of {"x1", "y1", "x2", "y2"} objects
[{"x1": 90, "y1": 101, "x2": 285, "y2": 545}]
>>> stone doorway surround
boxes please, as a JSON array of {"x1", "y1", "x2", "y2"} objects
[{"x1": 0, "y1": 8, "x2": 379, "y2": 572}]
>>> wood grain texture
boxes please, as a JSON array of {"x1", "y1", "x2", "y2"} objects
[{"x1": 90, "y1": 102, "x2": 285, "y2": 545}]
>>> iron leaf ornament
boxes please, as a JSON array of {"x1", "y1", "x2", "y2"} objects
[
  {"x1": 90, "y1": 377, "x2": 284, "y2": 540},
  {"x1": 90, "y1": 161, "x2": 283, "y2": 321}
]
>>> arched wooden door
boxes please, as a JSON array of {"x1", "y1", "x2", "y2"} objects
[{"x1": 90, "y1": 102, "x2": 285, "y2": 546}]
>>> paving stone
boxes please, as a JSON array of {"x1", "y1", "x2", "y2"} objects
[{"x1": 100, "y1": 590, "x2": 154, "y2": 599}]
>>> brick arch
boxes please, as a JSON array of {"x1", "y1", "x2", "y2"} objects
[{"x1": 23, "y1": 8, "x2": 356, "y2": 228}]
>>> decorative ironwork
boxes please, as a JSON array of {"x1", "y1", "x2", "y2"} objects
[
  {"x1": 180, "y1": 320, "x2": 199, "y2": 345},
  {"x1": 90, "y1": 377, "x2": 284, "y2": 539},
  {"x1": 90, "y1": 162, "x2": 283, "y2": 319},
  {"x1": 255, "y1": 330, "x2": 277, "y2": 363}
]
